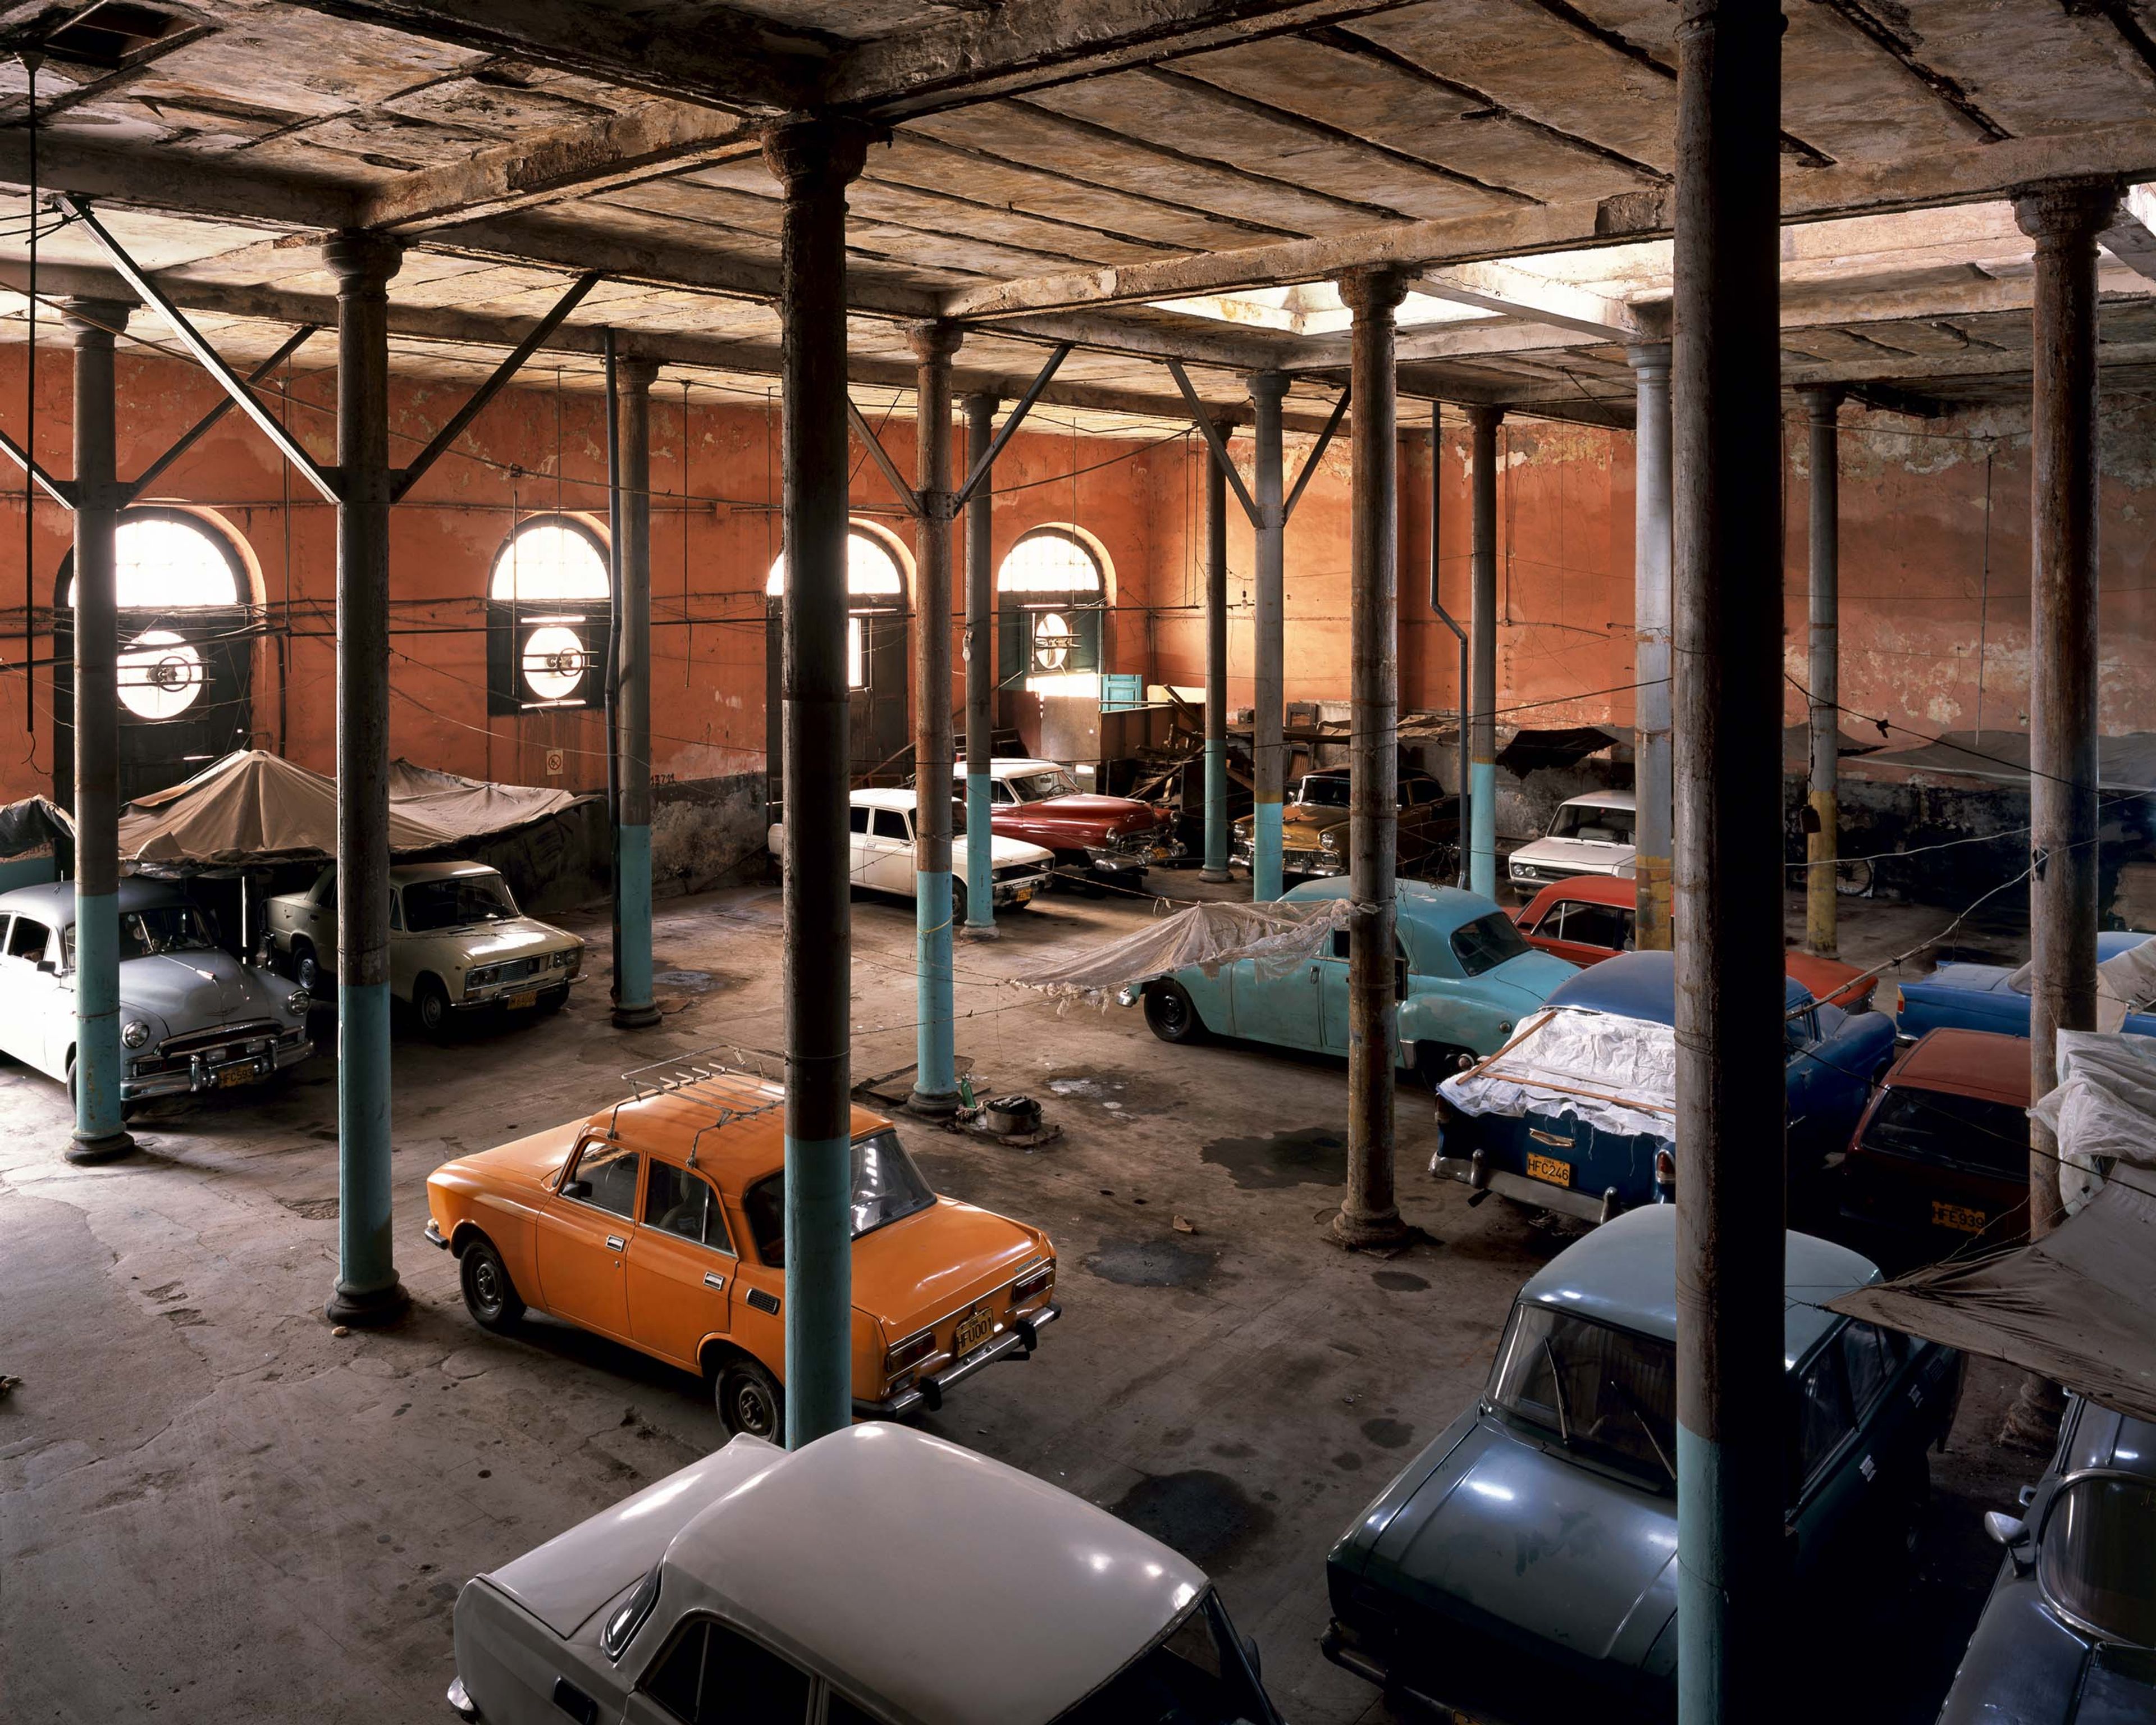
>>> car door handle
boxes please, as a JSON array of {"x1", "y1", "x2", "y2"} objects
[
  {"x1": 605, "y1": 1235, "x2": 626, "y2": 1252},
  {"x1": 551, "y1": 1678, "x2": 598, "y2": 1725},
  {"x1": 704, "y1": 1272, "x2": 726, "y2": 1291}
]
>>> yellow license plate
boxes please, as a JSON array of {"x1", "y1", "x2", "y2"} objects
[
  {"x1": 217, "y1": 1064, "x2": 253, "y2": 1088},
  {"x1": 1932, "y1": 1199, "x2": 1986, "y2": 1234},
  {"x1": 950, "y1": 1306, "x2": 994, "y2": 1358},
  {"x1": 506, "y1": 988, "x2": 538, "y2": 1010},
  {"x1": 1013, "y1": 888, "x2": 1034, "y2": 906},
  {"x1": 1525, "y1": 1151, "x2": 1573, "y2": 1188}
]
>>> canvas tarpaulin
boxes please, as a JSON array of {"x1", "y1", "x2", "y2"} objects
[
  {"x1": 2004, "y1": 938, "x2": 2156, "y2": 1033},
  {"x1": 2031, "y1": 1030, "x2": 2156, "y2": 1212},
  {"x1": 0, "y1": 795, "x2": 71, "y2": 857},
  {"x1": 116, "y1": 749, "x2": 592, "y2": 866},
  {"x1": 1438, "y1": 1007, "x2": 1678, "y2": 1145},
  {"x1": 1014, "y1": 898, "x2": 1351, "y2": 1007}
]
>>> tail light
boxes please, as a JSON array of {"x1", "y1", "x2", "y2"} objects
[
  {"x1": 1893, "y1": 986, "x2": 1904, "y2": 1016},
  {"x1": 1655, "y1": 1148, "x2": 1677, "y2": 1189},
  {"x1": 1010, "y1": 1259, "x2": 1056, "y2": 1303},
  {"x1": 884, "y1": 1328, "x2": 936, "y2": 1375}
]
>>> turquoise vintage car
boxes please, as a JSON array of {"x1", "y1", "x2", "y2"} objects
[{"x1": 1134, "y1": 879, "x2": 1577, "y2": 1075}]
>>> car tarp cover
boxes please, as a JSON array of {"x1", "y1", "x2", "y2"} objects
[
  {"x1": 115, "y1": 749, "x2": 592, "y2": 865},
  {"x1": 1830, "y1": 1031, "x2": 2156, "y2": 1423},
  {"x1": 1438, "y1": 1006, "x2": 1677, "y2": 1145},
  {"x1": 0, "y1": 795, "x2": 71, "y2": 857},
  {"x1": 1015, "y1": 898, "x2": 1351, "y2": 1007}
]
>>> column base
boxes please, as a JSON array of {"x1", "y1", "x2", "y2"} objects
[
  {"x1": 957, "y1": 922, "x2": 1000, "y2": 942},
  {"x1": 66, "y1": 1128, "x2": 135, "y2": 1165},
  {"x1": 1197, "y1": 868, "x2": 1233, "y2": 883},
  {"x1": 906, "y1": 1087, "x2": 964, "y2": 1118},
  {"x1": 611, "y1": 1002, "x2": 664, "y2": 1029},
  {"x1": 326, "y1": 1276, "x2": 410, "y2": 1329},
  {"x1": 2000, "y1": 1370, "x2": 2066, "y2": 1451},
  {"x1": 1331, "y1": 1206, "x2": 1413, "y2": 1251}
]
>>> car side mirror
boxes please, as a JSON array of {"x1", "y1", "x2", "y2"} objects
[
  {"x1": 1239, "y1": 1633, "x2": 1262, "y2": 1679},
  {"x1": 1984, "y1": 1509, "x2": 2034, "y2": 1571},
  {"x1": 36, "y1": 958, "x2": 57, "y2": 975},
  {"x1": 560, "y1": 1179, "x2": 592, "y2": 1200}
]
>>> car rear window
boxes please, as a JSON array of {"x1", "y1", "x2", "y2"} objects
[
  {"x1": 742, "y1": 1129, "x2": 937, "y2": 1268},
  {"x1": 1452, "y1": 911, "x2": 1532, "y2": 976},
  {"x1": 2039, "y1": 1475, "x2": 2156, "y2": 1648},
  {"x1": 1861, "y1": 1087, "x2": 2029, "y2": 1178},
  {"x1": 1489, "y1": 1303, "x2": 1677, "y2": 1487}
]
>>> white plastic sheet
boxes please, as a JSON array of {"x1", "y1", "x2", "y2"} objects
[
  {"x1": 1438, "y1": 1006, "x2": 1677, "y2": 1144},
  {"x1": 1015, "y1": 898, "x2": 1351, "y2": 1008},
  {"x1": 2004, "y1": 937, "x2": 2156, "y2": 1032},
  {"x1": 2031, "y1": 1029, "x2": 2156, "y2": 1212}
]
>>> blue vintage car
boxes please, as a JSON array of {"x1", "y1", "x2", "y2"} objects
[
  {"x1": 1895, "y1": 930, "x2": 2156, "y2": 1041},
  {"x1": 1937, "y1": 1394, "x2": 2156, "y2": 1725},
  {"x1": 1323, "y1": 1206, "x2": 1963, "y2": 1724},
  {"x1": 1134, "y1": 879, "x2": 1577, "y2": 1074},
  {"x1": 1434, "y1": 949, "x2": 1898, "y2": 1224}
]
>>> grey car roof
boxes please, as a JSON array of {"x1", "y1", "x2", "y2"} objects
[
  {"x1": 650, "y1": 1424, "x2": 1207, "y2": 1725},
  {"x1": 1519, "y1": 1206, "x2": 1879, "y2": 1365},
  {"x1": 0, "y1": 877, "x2": 184, "y2": 929}
]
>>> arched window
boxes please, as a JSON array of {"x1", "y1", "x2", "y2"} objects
[
  {"x1": 486, "y1": 515, "x2": 610, "y2": 714},
  {"x1": 765, "y1": 526, "x2": 907, "y2": 691},
  {"x1": 54, "y1": 508, "x2": 254, "y2": 801},
  {"x1": 997, "y1": 527, "x2": 1106, "y2": 696}
]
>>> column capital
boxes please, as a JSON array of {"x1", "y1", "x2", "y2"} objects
[
  {"x1": 1338, "y1": 263, "x2": 1413, "y2": 318},
  {"x1": 1795, "y1": 381, "x2": 1845, "y2": 419},
  {"x1": 2012, "y1": 177, "x2": 2123, "y2": 248},
  {"x1": 1464, "y1": 401, "x2": 1505, "y2": 432},
  {"x1": 1625, "y1": 340, "x2": 1671, "y2": 376},
  {"x1": 960, "y1": 388, "x2": 999, "y2": 418},
  {"x1": 322, "y1": 230, "x2": 403, "y2": 293},
  {"x1": 906, "y1": 320, "x2": 963, "y2": 366},
  {"x1": 615, "y1": 352, "x2": 661, "y2": 394},
  {"x1": 1246, "y1": 368, "x2": 1290, "y2": 408},
  {"x1": 759, "y1": 114, "x2": 876, "y2": 195},
  {"x1": 61, "y1": 297, "x2": 132, "y2": 345}
]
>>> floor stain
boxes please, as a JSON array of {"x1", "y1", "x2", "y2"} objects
[
  {"x1": 1083, "y1": 1235, "x2": 1217, "y2": 1289},
  {"x1": 1361, "y1": 1417, "x2": 1415, "y2": 1450},
  {"x1": 1199, "y1": 1125, "x2": 1347, "y2": 1190},
  {"x1": 1372, "y1": 1269, "x2": 1430, "y2": 1292},
  {"x1": 1109, "y1": 1469, "x2": 1275, "y2": 1569},
  {"x1": 1331, "y1": 1450, "x2": 1363, "y2": 1471}
]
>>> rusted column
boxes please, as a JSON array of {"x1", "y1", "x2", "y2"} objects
[
  {"x1": 1333, "y1": 264, "x2": 1413, "y2": 1251},
  {"x1": 1800, "y1": 384, "x2": 1843, "y2": 959},
  {"x1": 1201, "y1": 418, "x2": 1234, "y2": 882},
  {"x1": 961, "y1": 389, "x2": 999, "y2": 938},
  {"x1": 909, "y1": 322, "x2": 961, "y2": 1113},
  {"x1": 1629, "y1": 339, "x2": 1674, "y2": 951},
  {"x1": 2007, "y1": 177, "x2": 2119, "y2": 1447},
  {"x1": 1670, "y1": 1, "x2": 1785, "y2": 1717},
  {"x1": 1248, "y1": 370, "x2": 1287, "y2": 901},
  {"x1": 1465, "y1": 403, "x2": 1501, "y2": 901},
  {"x1": 612, "y1": 354, "x2": 661, "y2": 1029},
  {"x1": 763, "y1": 115, "x2": 872, "y2": 1448}
]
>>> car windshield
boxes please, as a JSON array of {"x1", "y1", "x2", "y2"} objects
[
  {"x1": 401, "y1": 874, "x2": 518, "y2": 932},
  {"x1": 1489, "y1": 1302, "x2": 1678, "y2": 1487},
  {"x1": 1861, "y1": 1087, "x2": 2029, "y2": 1179},
  {"x1": 1009, "y1": 769, "x2": 1079, "y2": 801},
  {"x1": 74, "y1": 904, "x2": 218, "y2": 965},
  {"x1": 1295, "y1": 776, "x2": 1351, "y2": 809},
  {"x1": 2039, "y1": 1475, "x2": 2156, "y2": 1648},
  {"x1": 742, "y1": 1129, "x2": 937, "y2": 1268},
  {"x1": 1052, "y1": 1593, "x2": 1275, "y2": 1725},
  {"x1": 1451, "y1": 911, "x2": 1532, "y2": 976},
  {"x1": 1549, "y1": 802, "x2": 1636, "y2": 845}
]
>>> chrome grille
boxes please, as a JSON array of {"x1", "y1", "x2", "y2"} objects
[{"x1": 158, "y1": 1020, "x2": 280, "y2": 1057}]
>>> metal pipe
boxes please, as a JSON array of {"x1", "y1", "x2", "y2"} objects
[
  {"x1": 62, "y1": 297, "x2": 134, "y2": 1165},
  {"x1": 1802, "y1": 385, "x2": 1843, "y2": 959},
  {"x1": 1431, "y1": 405, "x2": 1469, "y2": 891},
  {"x1": 1335, "y1": 265, "x2": 1413, "y2": 1252},
  {"x1": 909, "y1": 323, "x2": 961, "y2": 1113},
  {"x1": 1629, "y1": 341, "x2": 1674, "y2": 951},
  {"x1": 961, "y1": 390, "x2": 998, "y2": 940},
  {"x1": 1669, "y1": 3, "x2": 1786, "y2": 1717},
  {"x1": 1248, "y1": 370, "x2": 1287, "y2": 902},
  {"x1": 2007, "y1": 177, "x2": 2118, "y2": 1447},
  {"x1": 1201, "y1": 421, "x2": 1232, "y2": 882},
  {"x1": 613, "y1": 354, "x2": 661, "y2": 1029},
  {"x1": 762, "y1": 117, "x2": 871, "y2": 1449},
  {"x1": 1467, "y1": 404, "x2": 1501, "y2": 902},
  {"x1": 324, "y1": 230, "x2": 409, "y2": 1329},
  {"x1": 603, "y1": 330, "x2": 623, "y2": 1008}
]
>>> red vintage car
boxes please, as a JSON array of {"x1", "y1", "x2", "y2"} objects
[
  {"x1": 1513, "y1": 873, "x2": 1876, "y2": 1010},
  {"x1": 952, "y1": 757, "x2": 1182, "y2": 887}
]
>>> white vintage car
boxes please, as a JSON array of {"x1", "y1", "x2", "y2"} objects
[
  {"x1": 265, "y1": 860, "x2": 582, "y2": 1037},
  {"x1": 1505, "y1": 788, "x2": 1638, "y2": 900},
  {"x1": 0, "y1": 877, "x2": 311, "y2": 1104},
  {"x1": 447, "y1": 1422, "x2": 1285, "y2": 1725},
  {"x1": 768, "y1": 788, "x2": 1053, "y2": 923}
]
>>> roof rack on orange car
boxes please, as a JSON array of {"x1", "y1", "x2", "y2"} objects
[{"x1": 606, "y1": 1046, "x2": 788, "y2": 1166}]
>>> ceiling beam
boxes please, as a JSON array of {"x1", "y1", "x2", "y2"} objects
[{"x1": 2102, "y1": 182, "x2": 2156, "y2": 285}]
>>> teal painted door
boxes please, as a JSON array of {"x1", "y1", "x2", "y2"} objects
[{"x1": 1230, "y1": 954, "x2": 1323, "y2": 1050}]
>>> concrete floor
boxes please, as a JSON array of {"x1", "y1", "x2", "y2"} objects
[{"x1": 0, "y1": 871, "x2": 2040, "y2": 1724}]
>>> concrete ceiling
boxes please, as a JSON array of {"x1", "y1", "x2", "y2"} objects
[{"x1": 0, "y1": 0, "x2": 2153, "y2": 433}]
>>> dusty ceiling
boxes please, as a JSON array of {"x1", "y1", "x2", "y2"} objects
[{"x1": 0, "y1": 0, "x2": 2153, "y2": 436}]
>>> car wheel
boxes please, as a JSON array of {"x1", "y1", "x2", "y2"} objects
[
  {"x1": 293, "y1": 942, "x2": 321, "y2": 993},
  {"x1": 716, "y1": 1357, "x2": 785, "y2": 1441},
  {"x1": 459, "y1": 1236, "x2": 524, "y2": 1333},
  {"x1": 1412, "y1": 1043, "x2": 1477, "y2": 1089},
  {"x1": 1143, "y1": 980, "x2": 1207, "y2": 1044},
  {"x1": 414, "y1": 978, "x2": 454, "y2": 1040},
  {"x1": 949, "y1": 879, "x2": 968, "y2": 929}
]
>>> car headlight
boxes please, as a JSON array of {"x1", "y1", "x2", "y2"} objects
[
  {"x1": 285, "y1": 989, "x2": 309, "y2": 1017},
  {"x1": 121, "y1": 1019, "x2": 150, "y2": 1049},
  {"x1": 551, "y1": 950, "x2": 569, "y2": 969},
  {"x1": 1321, "y1": 829, "x2": 1342, "y2": 850}
]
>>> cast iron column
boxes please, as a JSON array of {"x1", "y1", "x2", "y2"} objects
[
  {"x1": 1467, "y1": 404, "x2": 1501, "y2": 901},
  {"x1": 764, "y1": 116, "x2": 871, "y2": 1447},
  {"x1": 2008, "y1": 177, "x2": 2118, "y2": 1444},
  {"x1": 1801, "y1": 385, "x2": 1843, "y2": 959},
  {"x1": 1248, "y1": 371, "x2": 1288, "y2": 901},
  {"x1": 1670, "y1": 3, "x2": 1785, "y2": 1717},
  {"x1": 63, "y1": 298, "x2": 134, "y2": 1163},
  {"x1": 1335, "y1": 266, "x2": 1413, "y2": 1251},
  {"x1": 326, "y1": 230, "x2": 408, "y2": 1327},
  {"x1": 613, "y1": 355, "x2": 661, "y2": 1029},
  {"x1": 961, "y1": 390, "x2": 998, "y2": 938},
  {"x1": 910, "y1": 323, "x2": 961, "y2": 1113},
  {"x1": 1629, "y1": 341, "x2": 1675, "y2": 951},
  {"x1": 1200, "y1": 419, "x2": 1234, "y2": 882}
]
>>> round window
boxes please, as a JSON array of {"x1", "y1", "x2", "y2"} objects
[
  {"x1": 1033, "y1": 611, "x2": 1073, "y2": 672},
  {"x1": 116, "y1": 629, "x2": 206, "y2": 719},
  {"x1": 520, "y1": 624, "x2": 592, "y2": 701}
]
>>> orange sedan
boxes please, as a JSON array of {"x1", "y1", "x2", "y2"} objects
[{"x1": 423, "y1": 1068, "x2": 1059, "y2": 1439}]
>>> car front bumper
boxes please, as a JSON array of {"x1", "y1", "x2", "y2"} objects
[
  {"x1": 124, "y1": 1034, "x2": 312, "y2": 1101},
  {"x1": 1085, "y1": 837, "x2": 1186, "y2": 872},
  {"x1": 991, "y1": 873, "x2": 1047, "y2": 906},
  {"x1": 1432, "y1": 1149, "x2": 1654, "y2": 1226},
  {"x1": 459, "y1": 970, "x2": 577, "y2": 1009},
  {"x1": 1231, "y1": 838, "x2": 1344, "y2": 875},
  {"x1": 1507, "y1": 860, "x2": 1628, "y2": 894},
  {"x1": 854, "y1": 1301, "x2": 1060, "y2": 1421}
]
